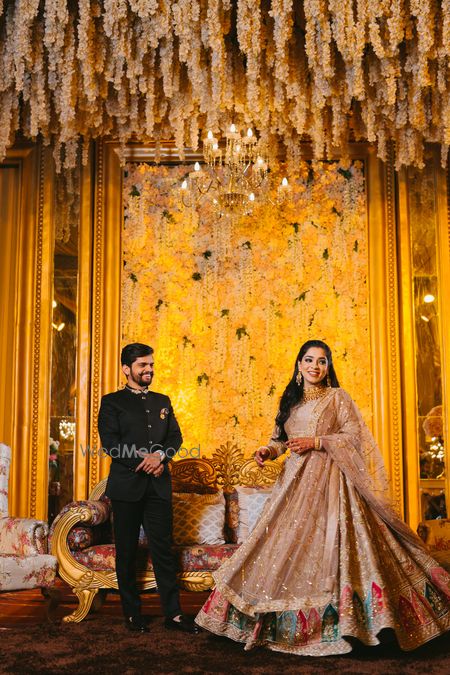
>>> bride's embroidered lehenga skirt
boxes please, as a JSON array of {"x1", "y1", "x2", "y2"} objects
[{"x1": 195, "y1": 450, "x2": 450, "y2": 656}]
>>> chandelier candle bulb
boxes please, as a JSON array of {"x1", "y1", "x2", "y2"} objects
[
  {"x1": 244, "y1": 128, "x2": 256, "y2": 145},
  {"x1": 181, "y1": 124, "x2": 271, "y2": 216}
]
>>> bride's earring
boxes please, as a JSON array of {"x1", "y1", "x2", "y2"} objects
[
  {"x1": 326, "y1": 373, "x2": 331, "y2": 387},
  {"x1": 296, "y1": 371, "x2": 303, "y2": 386}
]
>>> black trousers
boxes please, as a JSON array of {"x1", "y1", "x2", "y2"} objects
[{"x1": 111, "y1": 479, "x2": 181, "y2": 619}]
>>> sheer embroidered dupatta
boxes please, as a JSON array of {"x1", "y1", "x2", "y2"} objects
[{"x1": 317, "y1": 389, "x2": 425, "y2": 550}]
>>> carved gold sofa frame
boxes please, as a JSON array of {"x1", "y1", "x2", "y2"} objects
[{"x1": 51, "y1": 443, "x2": 283, "y2": 623}]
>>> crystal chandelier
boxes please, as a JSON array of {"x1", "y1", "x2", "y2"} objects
[{"x1": 180, "y1": 125, "x2": 289, "y2": 216}]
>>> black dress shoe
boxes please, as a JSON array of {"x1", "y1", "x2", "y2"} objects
[
  {"x1": 164, "y1": 614, "x2": 200, "y2": 634},
  {"x1": 125, "y1": 616, "x2": 149, "y2": 633}
]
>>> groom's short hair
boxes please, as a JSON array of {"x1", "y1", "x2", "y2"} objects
[{"x1": 121, "y1": 343, "x2": 154, "y2": 367}]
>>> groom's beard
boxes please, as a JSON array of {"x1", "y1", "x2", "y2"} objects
[{"x1": 130, "y1": 371, "x2": 153, "y2": 387}]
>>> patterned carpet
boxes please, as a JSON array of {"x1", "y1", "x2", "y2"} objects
[
  {"x1": 0, "y1": 586, "x2": 449, "y2": 674},
  {"x1": 1, "y1": 615, "x2": 449, "y2": 674}
]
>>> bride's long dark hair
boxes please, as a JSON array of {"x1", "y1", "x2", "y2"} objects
[{"x1": 274, "y1": 339, "x2": 340, "y2": 441}]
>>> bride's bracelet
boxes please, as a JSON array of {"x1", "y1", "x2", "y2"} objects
[
  {"x1": 265, "y1": 446, "x2": 277, "y2": 460},
  {"x1": 314, "y1": 436, "x2": 321, "y2": 450}
]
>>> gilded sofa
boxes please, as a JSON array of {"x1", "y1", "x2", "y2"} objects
[
  {"x1": 50, "y1": 443, "x2": 282, "y2": 623},
  {"x1": 0, "y1": 443, "x2": 58, "y2": 592}
]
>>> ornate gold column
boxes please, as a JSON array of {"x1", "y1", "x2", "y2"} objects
[
  {"x1": 86, "y1": 141, "x2": 122, "y2": 493},
  {"x1": 0, "y1": 144, "x2": 54, "y2": 518},
  {"x1": 73, "y1": 144, "x2": 94, "y2": 500},
  {"x1": 366, "y1": 146, "x2": 404, "y2": 515}
]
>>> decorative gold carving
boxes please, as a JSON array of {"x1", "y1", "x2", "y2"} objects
[
  {"x1": 64, "y1": 588, "x2": 99, "y2": 623},
  {"x1": 385, "y1": 143, "x2": 403, "y2": 514},
  {"x1": 171, "y1": 458, "x2": 217, "y2": 490},
  {"x1": 73, "y1": 146, "x2": 94, "y2": 501},
  {"x1": 239, "y1": 457, "x2": 284, "y2": 488},
  {"x1": 178, "y1": 572, "x2": 214, "y2": 592},
  {"x1": 211, "y1": 443, "x2": 245, "y2": 493},
  {"x1": 89, "y1": 141, "x2": 104, "y2": 492},
  {"x1": 29, "y1": 147, "x2": 46, "y2": 517},
  {"x1": 89, "y1": 478, "x2": 108, "y2": 501}
]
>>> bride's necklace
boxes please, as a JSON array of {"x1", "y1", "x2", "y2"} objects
[{"x1": 302, "y1": 386, "x2": 328, "y2": 402}]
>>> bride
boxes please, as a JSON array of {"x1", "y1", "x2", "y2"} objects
[{"x1": 195, "y1": 340, "x2": 450, "y2": 655}]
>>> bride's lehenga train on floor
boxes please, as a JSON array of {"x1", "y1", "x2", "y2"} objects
[{"x1": 195, "y1": 388, "x2": 450, "y2": 656}]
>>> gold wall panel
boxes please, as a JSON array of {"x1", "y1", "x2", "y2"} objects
[
  {"x1": 0, "y1": 145, "x2": 54, "y2": 519},
  {"x1": 397, "y1": 147, "x2": 450, "y2": 530},
  {"x1": 367, "y1": 146, "x2": 404, "y2": 515}
]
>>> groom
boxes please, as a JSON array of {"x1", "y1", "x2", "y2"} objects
[{"x1": 98, "y1": 342, "x2": 198, "y2": 634}]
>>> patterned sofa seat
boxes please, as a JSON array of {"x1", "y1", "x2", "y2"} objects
[
  {"x1": 50, "y1": 444, "x2": 283, "y2": 623},
  {"x1": 0, "y1": 443, "x2": 57, "y2": 593}
]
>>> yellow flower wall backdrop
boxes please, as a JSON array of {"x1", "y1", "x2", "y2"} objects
[{"x1": 122, "y1": 161, "x2": 371, "y2": 457}]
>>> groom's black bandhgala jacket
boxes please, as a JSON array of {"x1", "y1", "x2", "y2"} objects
[{"x1": 98, "y1": 388, "x2": 183, "y2": 502}]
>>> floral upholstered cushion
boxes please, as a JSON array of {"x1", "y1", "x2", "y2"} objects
[
  {"x1": 235, "y1": 486, "x2": 273, "y2": 543},
  {"x1": 172, "y1": 492, "x2": 226, "y2": 545},
  {"x1": 224, "y1": 490, "x2": 239, "y2": 544},
  {"x1": 67, "y1": 526, "x2": 96, "y2": 551},
  {"x1": 0, "y1": 517, "x2": 48, "y2": 556},
  {"x1": 72, "y1": 542, "x2": 239, "y2": 572},
  {"x1": 175, "y1": 543, "x2": 239, "y2": 571},
  {"x1": 73, "y1": 544, "x2": 125, "y2": 571},
  {"x1": 48, "y1": 499, "x2": 112, "y2": 550},
  {"x1": 0, "y1": 443, "x2": 11, "y2": 518},
  {"x1": 0, "y1": 553, "x2": 57, "y2": 591}
]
